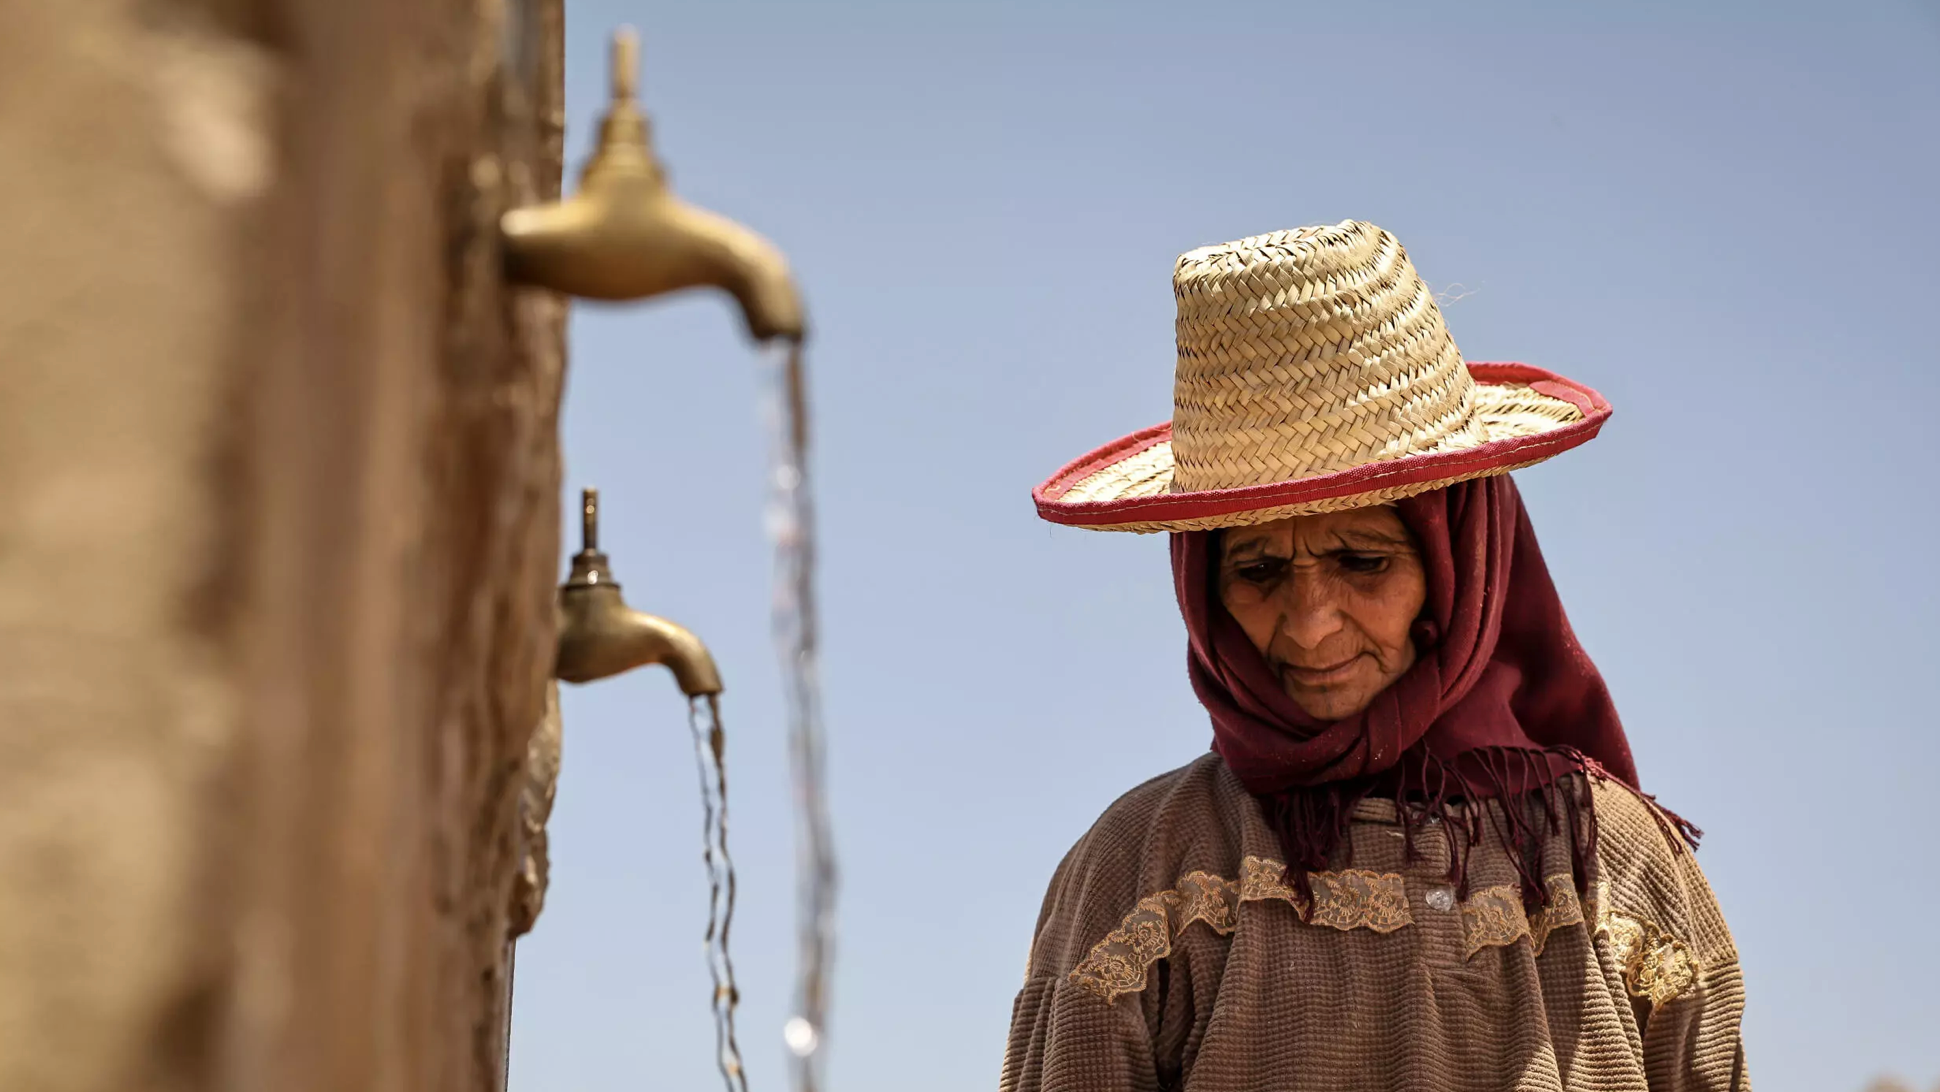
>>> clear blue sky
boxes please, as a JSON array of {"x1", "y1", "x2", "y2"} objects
[{"x1": 509, "y1": 3, "x2": 1940, "y2": 1091}]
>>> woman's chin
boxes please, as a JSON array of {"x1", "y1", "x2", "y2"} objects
[{"x1": 1282, "y1": 680, "x2": 1382, "y2": 722}]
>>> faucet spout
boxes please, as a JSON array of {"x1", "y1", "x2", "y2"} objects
[
  {"x1": 555, "y1": 585, "x2": 723, "y2": 694},
  {"x1": 553, "y1": 488, "x2": 724, "y2": 694},
  {"x1": 648, "y1": 200, "x2": 804, "y2": 344},
  {"x1": 500, "y1": 27, "x2": 805, "y2": 341}
]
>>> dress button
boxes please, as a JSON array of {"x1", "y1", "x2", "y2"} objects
[{"x1": 1425, "y1": 886, "x2": 1456, "y2": 912}]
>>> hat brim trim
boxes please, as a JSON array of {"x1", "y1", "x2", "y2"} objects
[{"x1": 1033, "y1": 363, "x2": 1609, "y2": 531}]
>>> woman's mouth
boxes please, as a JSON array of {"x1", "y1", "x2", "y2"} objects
[{"x1": 1283, "y1": 654, "x2": 1364, "y2": 686}]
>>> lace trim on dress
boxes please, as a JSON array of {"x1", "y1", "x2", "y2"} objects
[
  {"x1": 1233, "y1": 856, "x2": 1412, "y2": 932},
  {"x1": 1069, "y1": 858, "x2": 1411, "y2": 1003},
  {"x1": 1067, "y1": 865, "x2": 1682, "y2": 1002},
  {"x1": 1593, "y1": 881, "x2": 1700, "y2": 1006},
  {"x1": 1459, "y1": 874, "x2": 1584, "y2": 959}
]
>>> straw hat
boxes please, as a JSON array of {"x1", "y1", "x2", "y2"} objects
[{"x1": 1033, "y1": 220, "x2": 1611, "y2": 533}]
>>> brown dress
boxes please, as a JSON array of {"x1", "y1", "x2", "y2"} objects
[{"x1": 1000, "y1": 753, "x2": 1749, "y2": 1092}]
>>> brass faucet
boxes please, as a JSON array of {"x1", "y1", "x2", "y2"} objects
[
  {"x1": 501, "y1": 27, "x2": 806, "y2": 342},
  {"x1": 555, "y1": 488, "x2": 723, "y2": 695}
]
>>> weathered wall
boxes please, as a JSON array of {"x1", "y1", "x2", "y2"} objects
[{"x1": 0, "y1": 0, "x2": 565, "y2": 1089}]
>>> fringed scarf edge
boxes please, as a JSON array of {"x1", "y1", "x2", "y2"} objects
[{"x1": 1261, "y1": 745, "x2": 1701, "y2": 920}]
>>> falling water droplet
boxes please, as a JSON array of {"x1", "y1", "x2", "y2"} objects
[{"x1": 783, "y1": 1017, "x2": 820, "y2": 1058}]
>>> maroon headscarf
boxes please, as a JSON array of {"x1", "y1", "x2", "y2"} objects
[{"x1": 1173, "y1": 476, "x2": 1685, "y2": 909}]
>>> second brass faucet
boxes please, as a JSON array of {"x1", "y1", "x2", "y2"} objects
[{"x1": 555, "y1": 488, "x2": 722, "y2": 696}]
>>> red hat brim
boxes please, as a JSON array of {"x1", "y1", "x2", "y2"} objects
[{"x1": 1034, "y1": 363, "x2": 1611, "y2": 532}]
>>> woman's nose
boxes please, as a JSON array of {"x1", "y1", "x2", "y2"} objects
[{"x1": 1278, "y1": 573, "x2": 1345, "y2": 649}]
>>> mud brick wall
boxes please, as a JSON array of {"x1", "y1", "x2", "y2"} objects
[{"x1": 0, "y1": 1, "x2": 566, "y2": 1089}]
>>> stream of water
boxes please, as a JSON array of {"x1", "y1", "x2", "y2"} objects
[
  {"x1": 687, "y1": 693, "x2": 748, "y2": 1092},
  {"x1": 762, "y1": 337, "x2": 838, "y2": 1092}
]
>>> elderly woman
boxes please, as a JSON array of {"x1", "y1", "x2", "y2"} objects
[{"x1": 1005, "y1": 222, "x2": 1747, "y2": 1092}]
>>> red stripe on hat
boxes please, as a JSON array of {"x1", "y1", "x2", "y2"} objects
[{"x1": 1033, "y1": 364, "x2": 1610, "y2": 528}]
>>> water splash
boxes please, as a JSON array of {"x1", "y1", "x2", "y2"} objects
[
  {"x1": 688, "y1": 693, "x2": 748, "y2": 1092},
  {"x1": 761, "y1": 337, "x2": 837, "y2": 1092}
]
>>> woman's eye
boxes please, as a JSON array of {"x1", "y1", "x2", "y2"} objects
[
  {"x1": 1338, "y1": 553, "x2": 1389, "y2": 575},
  {"x1": 1235, "y1": 559, "x2": 1286, "y2": 583}
]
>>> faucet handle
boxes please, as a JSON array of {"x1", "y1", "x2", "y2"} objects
[
  {"x1": 611, "y1": 26, "x2": 639, "y2": 105},
  {"x1": 565, "y1": 485, "x2": 615, "y2": 589},
  {"x1": 581, "y1": 487, "x2": 601, "y2": 553}
]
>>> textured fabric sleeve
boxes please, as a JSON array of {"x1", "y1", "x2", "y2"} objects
[
  {"x1": 1591, "y1": 780, "x2": 1752, "y2": 1092},
  {"x1": 999, "y1": 808, "x2": 1175, "y2": 1092},
  {"x1": 1000, "y1": 973, "x2": 1162, "y2": 1092},
  {"x1": 1636, "y1": 846, "x2": 1752, "y2": 1092}
]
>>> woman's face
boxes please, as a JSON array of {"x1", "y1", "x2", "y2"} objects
[{"x1": 1217, "y1": 506, "x2": 1429, "y2": 721}]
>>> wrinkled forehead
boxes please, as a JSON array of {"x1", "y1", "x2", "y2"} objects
[{"x1": 1218, "y1": 504, "x2": 1416, "y2": 557}]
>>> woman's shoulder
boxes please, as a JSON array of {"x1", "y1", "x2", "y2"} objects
[
  {"x1": 1072, "y1": 751, "x2": 1243, "y2": 849},
  {"x1": 1587, "y1": 774, "x2": 1683, "y2": 870},
  {"x1": 1059, "y1": 752, "x2": 1263, "y2": 886},
  {"x1": 1023, "y1": 752, "x2": 1254, "y2": 978},
  {"x1": 1588, "y1": 774, "x2": 1739, "y2": 971}
]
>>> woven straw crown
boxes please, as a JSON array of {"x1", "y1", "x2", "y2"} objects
[
  {"x1": 1172, "y1": 221, "x2": 1481, "y2": 491},
  {"x1": 1034, "y1": 220, "x2": 1608, "y2": 532}
]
